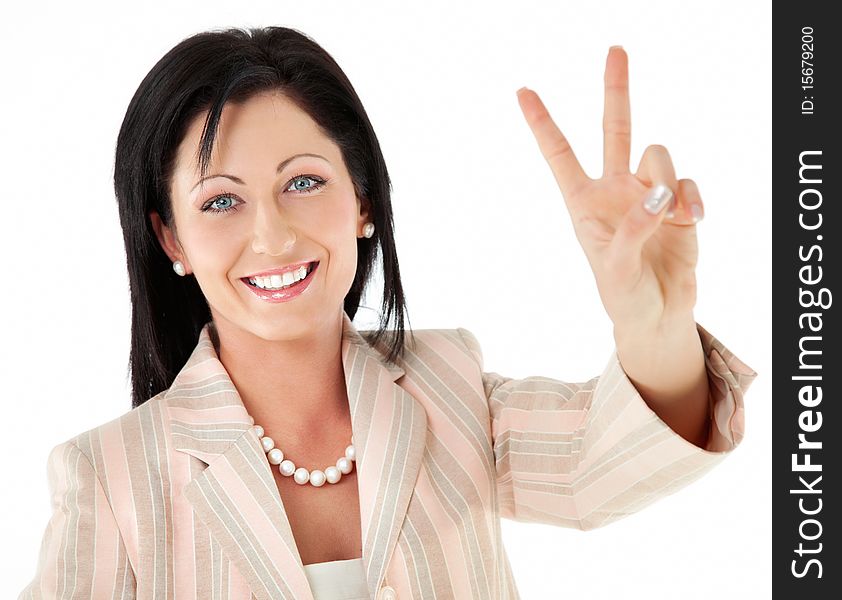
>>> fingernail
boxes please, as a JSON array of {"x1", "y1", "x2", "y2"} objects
[
  {"x1": 610, "y1": 45, "x2": 623, "y2": 51},
  {"x1": 517, "y1": 86, "x2": 529, "y2": 95},
  {"x1": 691, "y1": 204, "x2": 704, "y2": 223},
  {"x1": 642, "y1": 184, "x2": 673, "y2": 215}
]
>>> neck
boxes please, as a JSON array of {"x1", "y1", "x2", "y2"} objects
[{"x1": 210, "y1": 311, "x2": 351, "y2": 441}]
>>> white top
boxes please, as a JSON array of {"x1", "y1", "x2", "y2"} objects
[{"x1": 303, "y1": 557, "x2": 369, "y2": 600}]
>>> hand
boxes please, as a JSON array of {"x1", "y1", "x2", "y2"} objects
[{"x1": 516, "y1": 46, "x2": 705, "y2": 332}]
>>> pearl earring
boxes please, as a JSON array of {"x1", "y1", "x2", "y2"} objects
[
  {"x1": 173, "y1": 260, "x2": 186, "y2": 276},
  {"x1": 362, "y1": 222, "x2": 375, "y2": 238}
]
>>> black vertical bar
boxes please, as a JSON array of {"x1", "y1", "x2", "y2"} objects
[{"x1": 773, "y1": 2, "x2": 840, "y2": 597}]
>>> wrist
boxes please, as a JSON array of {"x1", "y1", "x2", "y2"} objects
[{"x1": 612, "y1": 311, "x2": 697, "y2": 348}]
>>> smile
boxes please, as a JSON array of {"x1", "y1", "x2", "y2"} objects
[{"x1": 240, "y1": 261, "x2": 319, "y2": 303}]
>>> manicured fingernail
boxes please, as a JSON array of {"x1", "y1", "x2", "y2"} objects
[
  {"x1": 691, "y1": 204, "x2": 704, "y2": 223},
  {"x1": 610, "y1": 45, "x2": 623, "y2": 51},
  {"x1": 517, "y1": 86, "x2": 529, "y2": 94},
  {"x1": 642, "y1": 184, "x2": 673, "y2": 215}
]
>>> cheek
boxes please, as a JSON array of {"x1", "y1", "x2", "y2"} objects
[
  {"x1": 182, "y1": 226, "x2": 242, "y2": 276},
  {"x1": 314, "y1": 190, "x2": 359, "y2": 234},
  {"x1": 334, "y1": 236, "x2": 359, "y2": 279},
  {"x1": 316, "y1": 198, "x2": 361, "y2": 285}
]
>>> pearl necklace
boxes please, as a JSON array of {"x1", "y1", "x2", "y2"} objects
[{"x1": 250, "y1": 418, "x2": 356, "y2": 487}]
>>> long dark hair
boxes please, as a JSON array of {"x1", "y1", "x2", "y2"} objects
[{"x1": 114, "y1": 26, "x2": 413, "y2": 409}]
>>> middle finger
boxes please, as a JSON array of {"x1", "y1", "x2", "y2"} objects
[{"x1": 603, "y1": 46, "x2": 632, "y2": 177}]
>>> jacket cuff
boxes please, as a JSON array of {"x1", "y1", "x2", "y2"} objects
[{"x1": 609, "y1": 322, "x2": 758, "y2": 456}]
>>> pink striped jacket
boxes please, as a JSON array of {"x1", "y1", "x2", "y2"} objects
[{"x1": 19, "y1": 312, "x2": 757, "y2": 599}]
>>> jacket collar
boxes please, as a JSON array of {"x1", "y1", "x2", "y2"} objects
[{"x1": 166, "y1": 312, "x2": 427, "y2": 600}]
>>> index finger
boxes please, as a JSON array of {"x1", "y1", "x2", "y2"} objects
[{"x1": 517, "y1": 87, "x2": 589, "y2": 200}]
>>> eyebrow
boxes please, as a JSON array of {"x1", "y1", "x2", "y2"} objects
[{"x1": 190, "y1": 153, "x2": 330, "y2": 193}]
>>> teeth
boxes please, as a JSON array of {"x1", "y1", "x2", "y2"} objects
[{"x1": 248, "y1": 265, "x2": 310, "y2": 290}]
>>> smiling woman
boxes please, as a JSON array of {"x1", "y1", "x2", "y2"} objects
[
  {"x1": 16, "y1": 22, "x2": 759, "y2": 600},
  {"x1": 18, "y1": 26, "x2": 416, "y2": 599}
]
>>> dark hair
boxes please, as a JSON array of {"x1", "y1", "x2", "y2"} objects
[{"x1": 114, "y1": 26, "x2": 414, "y2": 409}]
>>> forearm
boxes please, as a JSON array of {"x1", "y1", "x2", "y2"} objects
[{"x1": 612, "y1": 314, "x2": 711, "y2": 448}]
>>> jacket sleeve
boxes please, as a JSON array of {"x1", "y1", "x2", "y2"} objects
[
  {"x1": 456, "y1": 323, "x2": 758, "y2": 531},
  {"x1": 18, "y1": 440, "x2": 136, "y2": 599}
]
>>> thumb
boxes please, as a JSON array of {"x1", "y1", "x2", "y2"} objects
[{"x1": 608, "y1": 183, "x2": 674, "y2": 268}]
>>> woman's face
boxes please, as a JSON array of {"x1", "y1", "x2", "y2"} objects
[{"x1": 151, "y1": 90, "x2": 370, "y2": 340}]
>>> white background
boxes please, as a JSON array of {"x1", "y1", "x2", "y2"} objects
[{"x1": 0, "y1": 1, "x2": 770, "y2": 598}]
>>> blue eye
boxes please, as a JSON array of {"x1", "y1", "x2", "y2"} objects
[
  {"x1": 200, "y1": 174, "x2": 328, "y2": 214},
  {"x1": 201, "y1": 193, "x2": 241, "y2": 214},
  {"x1": 286, "y1": 174, "x2": 327, "y2": 194}
]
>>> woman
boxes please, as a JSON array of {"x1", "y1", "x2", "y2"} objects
[{"x1": 19, "y1": 26, "x2": 757, "y2": 600}]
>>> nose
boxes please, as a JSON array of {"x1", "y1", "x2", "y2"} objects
[{"x1": 251, "y1": 200, "x2": 296, "y2": 256}]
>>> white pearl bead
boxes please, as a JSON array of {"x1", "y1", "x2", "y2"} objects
[
  {"x1": 252, "y1": 419, "x2": 353, "y2": 489},
  {"x1": 325, "y1": 466, "x2": 341, "y2": 484},
  {"x1": 267, "y1": 448, "x2": 284, "y2": 465},
  {"x1": 309, "y1": 469, "x2": 326, "y2": 487},
  {"x1": 337, "y1": 457, "x2": 352, "y2": 474},
  {"x1": 293, "y1": 467, "x2": 310, "y2": 485}
]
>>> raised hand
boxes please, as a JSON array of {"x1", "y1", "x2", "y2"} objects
[{"x1": 516, "y1": 46, "x2": 705, "y2": 333}]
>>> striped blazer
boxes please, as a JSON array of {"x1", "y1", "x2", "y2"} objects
[{"x1": 19, "y1": 312, "x2": 757, "y2": 599}]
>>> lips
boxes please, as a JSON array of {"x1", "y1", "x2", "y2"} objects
[{"x1": 240, "y1": 260, "x2": 319, "y2": 303}]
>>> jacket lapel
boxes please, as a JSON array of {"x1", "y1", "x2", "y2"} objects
[{"x1": 167, "y1": 313, "x2": 427, "y2": 600}]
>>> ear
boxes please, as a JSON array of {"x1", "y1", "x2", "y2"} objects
[
  {"x1": 356, "y1": 195, "x2": 372, "y2": 233},
  {"x1": 148, "y1": 210, "x2": 191, "y2": 273}
]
